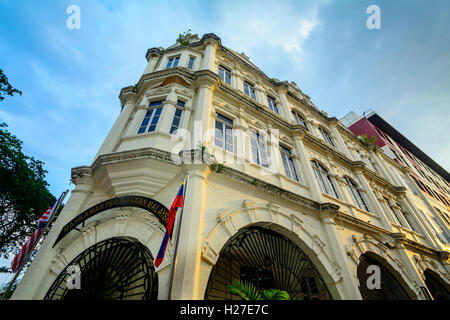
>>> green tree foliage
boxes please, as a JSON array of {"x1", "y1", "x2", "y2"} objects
[
  {"x1": 0, "y1": 69, "x2": 22, "y2": 101},
  {"x1": 177, "y1": 29, "x2": 192, "y2": 46},
  {"x1": 0, "y1": 69, "x2": 55, "y2": 268},
  {"x1": 228, "y1": 279, "x2": 292, "y2": 300},
  {"x1": 0, "y1": 123, "x2": 56, "y2": 262},
  {"x1": 359, "y1": 133, "x2": 377, "y2": 145}
]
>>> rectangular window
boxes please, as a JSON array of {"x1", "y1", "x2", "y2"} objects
[
  {"x1": 138, "y1": 100, "x2": 164, "y2": 134},
  {"x1": 319, "y1": 127, "x2": 335, "y2": 147},
  {"x1": 403, "y1": 176, "x2": 418, "y2": 195},
  {"x1": 218, "y1": 66, "x2": 232, "y2": 85},
  {"x1": 386, "y1": 200, "x2": 408, "y2": 228},
  {"x1": 267, "y1": 96, "x2": 279, "y2": 114},
  {"x1": 369, "y1": 157, "x2": 380, "y2": 173},
  {"x1": 187, "y1": 56, "x2": 195, "y2": 70},
  {"x1": 166, "y1": 56, "x2": 180, "y2": 69},
  {"x1": 432, "y1": 216, "x2": 450, "y2": 243},
  {"x1": 292, "y1": 111, "x2": 308, "y2": 131},
  {"x1": 215, "y1": 114, "x2": 234, "y2": 153},
  {"x1": 356, "y1": 150, "x2": 369, "y2": 166},
  {"x1": 280, "y1": 145, "x2": 299, "y2": 181},
  {"x1": 244, "y1": 81, "x2": 256, "y2": 100},
  {"x1": 402, "y1": 211, "x2": 417, "y2": 232},
  {"x1": 170, "y1": 100, "x2": 185, "y2": 134},
  {"x1": 250, "y1": 130, "x2": 269, "y2": 167}
]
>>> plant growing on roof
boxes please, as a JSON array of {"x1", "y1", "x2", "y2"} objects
[
  {"x1": 359, "y1": 134, "x2": 377, "y2": 145},
  {"x1": 177, "y1": 29, "x2": 192, "y2": 46}
]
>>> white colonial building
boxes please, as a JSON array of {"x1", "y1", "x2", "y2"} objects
[{"x1": 12, "y1": 33, "x2": 450, "y2": 300}]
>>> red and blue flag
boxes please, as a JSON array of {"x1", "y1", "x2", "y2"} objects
[
  {"x1": 11, "y1": 192, "x2": 64, "y2": 273},
  {"x1": 155, "y1": 179, "x2": 186, "y2": 267}
]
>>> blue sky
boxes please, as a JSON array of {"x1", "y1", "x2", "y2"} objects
[{"x1": 0, "y1": 0, "x2": 449, "y2": 279}]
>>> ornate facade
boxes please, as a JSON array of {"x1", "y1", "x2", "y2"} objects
[{"x1": 12, "y1": 33, "x2": 450, "y2": 300}]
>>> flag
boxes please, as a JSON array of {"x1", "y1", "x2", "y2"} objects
[
  {"x1": 155, "y1": 178, "x2": 186, "y2": 267},
  {"x1": 11, "y1": 193, "x2": 64, "y2": 273}
]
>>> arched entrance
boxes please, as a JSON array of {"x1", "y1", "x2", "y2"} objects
[
  {"x1": 45, "y1": 237, "x2": 158, "y2": 300},
  {"x1": 357, "y1": 253, "x2": 411, "y2": 300},
  {"x1": 424, "y1": 269, "x2": 450, "y2": 300},
  {"x1": 204, "y1": 226, "x2": 332, "y2": 300}
]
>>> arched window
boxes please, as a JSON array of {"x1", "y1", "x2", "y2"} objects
[
  {"x1": 318, "y1": 127, "x2": 335, "y2": 147},
  {"x1": 292, "y1": 111, "x2": 309, "y2": 131},
  {"x1": 344, "y1": 177, "x2": 370, "y2": 212},
  {"x1": 204, "y1": 227, "x2": 332, "y2": 300},
  {"x1": 424, "y1": 269, "x2": 450, "y2": 300},
  {"x1": 357, "y1": 253, "x2": 411, "y2": 300},
  {"x1": 45, "y1": 237, "x2": 158, "y2": 300},
  {"x1": 138, "y1": 100, "x2": 164, "y2": 134},
  {"x1": 311, "y1": 160, "x2": 339, "y2": 198}
]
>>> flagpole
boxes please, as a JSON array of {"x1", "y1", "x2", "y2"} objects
[
  {"x1": 1, "y1": 190, "x2": 68, "y2": 300},
  {"x1": 167, "y1": 175, "x2": 189, "y2": 300}
]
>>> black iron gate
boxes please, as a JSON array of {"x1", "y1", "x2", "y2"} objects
[
  {"x1": 45, "y1": 237, "x2": 158, "y2": 300},
  {"x1": 424, "y1": 269, "x2": 450, "y2": 300},
  {"x1": 357, "y1": 253, "x2": 410, "y2": 300},
  {"x1": 204, "y1": 227, "x2": 332, "y2": 300}
]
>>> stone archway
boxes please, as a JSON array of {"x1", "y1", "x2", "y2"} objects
[
  {"x1": 347, "y1": 235, "x2": 420, "y2": 299},
  {"x1": 413, "y1": 253, "x2": 450, "y2": 300},
  {"x1": 423, "y1": 269, "x2": 450, "y2": 300},
  {"x1": 200, "y1": 201, "x2": 344, "y2": 299},
  {"x1": 44, "y1": 237, "x2": 158, "y2": 300},
  {"x1": 357, "y1": 252, "x2": 412, "y2": 300},
  {"x1": 204, "y1": 226, "x2": 333, "y2": 300},
  {"x1": 42, "y1": 209, "x2": 173, "y2": 300}
]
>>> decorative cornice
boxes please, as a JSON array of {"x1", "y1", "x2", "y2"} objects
[
  {"x1": 193, "y1": 70, "x2": 220, "y2": 88},
  {"x1": 118, "y1": 86, "x2": 137, "y2": 107},
  {"x1": 145, "y1": 47, "x2": 163, "y2": 62},
  {"x1": 214, "y1": 164, "x2": 321, "y2": 212},
  {"x1": 90, "y1": 147, "x2": 174, "y2": 176},
  {"x1": 201, "y1": 33, "x2": 222, "y2": 45},
  {"x1": 73, "y1": 146, "x2": 446, "y2": 260},
  {"x1": 117, "y1": 54, "x2": 409, "y2": 197}
]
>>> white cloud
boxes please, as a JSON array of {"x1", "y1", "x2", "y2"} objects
[{"x1": 213, "y1": 1, "x2": 320, "y2": 56}]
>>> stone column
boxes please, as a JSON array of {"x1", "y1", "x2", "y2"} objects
[
  {"x1": 231, "y1": 69, "x2": 243, "y2": 92},
  {"x1": 178, "y1": 52, "x2": 189, "y2": 70},
  {"x1": 254, "y1": 84, "x2": 265, "y2": 105},
  {"x1": 192, "y1": 73, "x2": 217, "y2": 151},
  {"x1": 392, "y1": 235, "x2": 429, "y2": 300},
  {"x1": 400, "y1": 195, "x2": 442, "y2": 249},
  {"x1": 158, "y1": 88, "x2": 177, "y2": 134},
  {"x1": 354, "y1": 168, "x2": 392, "y2": 230},
  {"x1": 306, "y1": 117, "x2": 320, "y2": 138},
  {"x1": 407, "y1": 177, "x2": 450, "y2": 239},
  {"x1": 143, "y1": 48, "x2": 162, "y2": 75},
  {"x1": 126, "y1": 105, "x2": 147, "y2": 136},
  {"x1": 293, "y1": 133, "x2": 323, "y2": 202},
  {"x1": 319, "y1": 207, "x2": 362, "y2": 299},
  {"x1": 374, "y1": 150, "x2": 402, "y2": 185},
  {"x1": 12, "y1": 172, "x2": 93, "y2": 299},
  {"x1": 94, "y1": 90, "x2": 137, "y2": 160},
  {"x1": 276, "y1": 87, "x2": 295, "y2": 123},
  {"x1": 335, "y1": 176, "x2": 357, "y2": 217},
  {"x1": 201, "y1": 40, "x2": 217, "y2": 72},
  {"x1": 171, "y1": 162, "x2": 210, "y2": 299},
  {"x1": 371, "y1": 149, "x2": 392, "y2": 180},
  {"x1": 180, "y1": 102, "x2": 193, "y2": 133},
  {"x1": 329, "y1": 119, "x2": 352, "y2": 158}
]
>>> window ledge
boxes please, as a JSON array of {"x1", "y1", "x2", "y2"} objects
[{"x1": 123, "y1": 129, "x2": 181, "y2": 141}]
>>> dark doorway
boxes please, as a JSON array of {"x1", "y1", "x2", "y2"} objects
[
  {"x1": 204, "y1": 226, "x2": 332, "y2": 300},
  {"x1": 357, "y1": 253, "x2": 411, "y2": 300},
  {"x1": 45, "y1": 237, "x2": 158, "y2": 300},
  {"x1": 424, "y1": 269, "x2": 450, "y2": 300}
]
